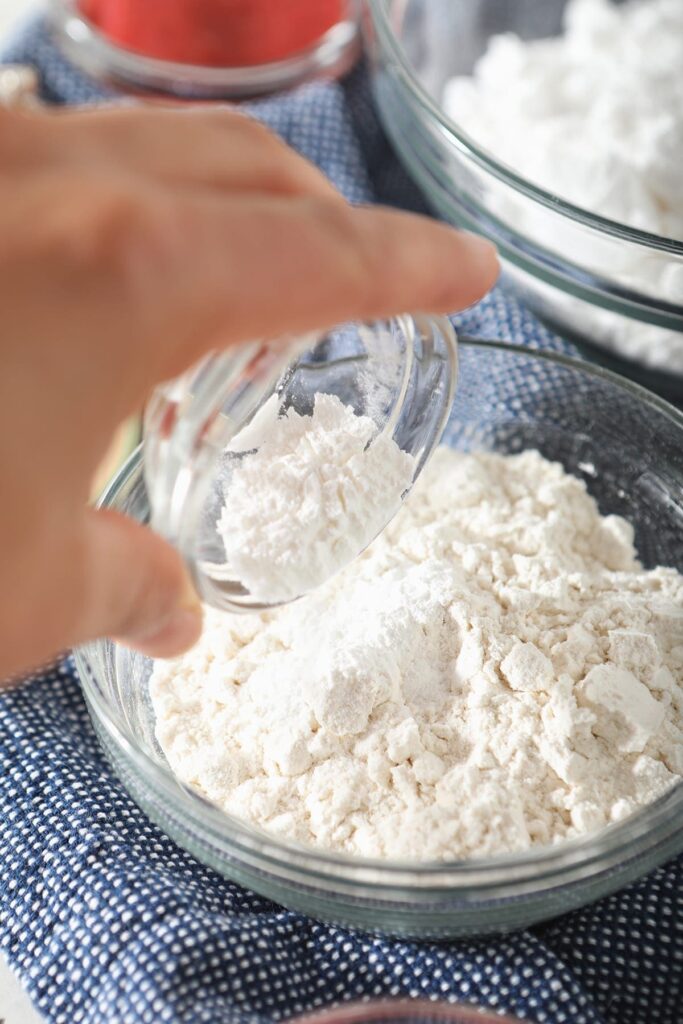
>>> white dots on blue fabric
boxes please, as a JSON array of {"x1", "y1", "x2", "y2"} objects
[{"x1": 0, "y1": 14, "x2": 681, "y2": 1024}]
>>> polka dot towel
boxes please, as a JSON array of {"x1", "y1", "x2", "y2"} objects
[{"x1": 1, "y1": 16, "x2": 682, "y2": 1024}]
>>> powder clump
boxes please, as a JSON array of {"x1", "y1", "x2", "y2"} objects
[
  {"x1": 217, "y1": 392, "x2": 416, "y2": 603},
  {"x1": 151, "y1": 448, "x2": 683, "y2": 861}
]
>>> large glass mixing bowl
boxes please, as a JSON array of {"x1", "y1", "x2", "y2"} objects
[
  {"x1": 364, "y1": 0, "x2": 683, "y2": 400},
  {"x1": 75, "y1": 341, "x2": 683, "y2": 939}
]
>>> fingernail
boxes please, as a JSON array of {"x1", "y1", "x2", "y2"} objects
[
  {"x1": 460, "y1": 230, "x2": 499, "y2": 259},
  {"x1": 457, "y1": 232, "x2": 501, "y2": 298},
  {"x1": 179, "y1": 570, "x2": 202, "y2": 615}
]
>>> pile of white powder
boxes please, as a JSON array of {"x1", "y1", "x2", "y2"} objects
[
  {"x1": 151, "y1": 447, "x2": 683, "y2": 861},
  {"x1": 442, "y1": 0, "x2": 683, "y2": 372},
  {"x1": 217, "y1": 393, "x2": 415, "y2": 603}
]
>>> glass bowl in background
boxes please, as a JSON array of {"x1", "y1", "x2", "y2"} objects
[
  {"x1": 143, "y1": 315, "x2": 457, "y2": 611},
  {"x1": 295, "y1": 1000, "x2": 523, "y2": 1024},
  {"x1": 49, "y1": 0, "x2": 361, "y2": 99},
  {"x1": 364, "y1": 0, "x2": 683, "y2": 401},
  {"x1": 75, "y1": 341, "x2": 683, "y2": 939}
]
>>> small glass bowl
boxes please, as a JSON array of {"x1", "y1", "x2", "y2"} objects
[
  {"x1": 143, "y1": 315, "x2": 457, "y2": 611},
  {"x1": 49, "y1": 0, "x2": 361, "y2": 99},
  {"x1": 76, "y1": 341, "x2": 683, "y2": 939},
  {"x1": 364, "y1": 0, "x2": 683, "y2": 399}
]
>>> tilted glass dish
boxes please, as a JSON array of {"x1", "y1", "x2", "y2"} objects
[
  {"x1": 364, "y1": 0, "x2": 683, "y2": 401},
  {"x1": 76, "y1": 340, "x2": 683, "y2": 939},
  {"x1": 143, "y1": 315, "x2": 457, "y2": 611}
]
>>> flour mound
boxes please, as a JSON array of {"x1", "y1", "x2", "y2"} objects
[
  {"x1": 217, "y1": 393, "x2": 415, "y2": 603},
  {"x1": 443, "y1": 0, "x2": 683, "y2": 239},
  {"x1": 151, "y1": 449, "x2": 683, "y2": 861},
  {"x1": 442, "y1": 0, "x2": 683, "y2": 371}
]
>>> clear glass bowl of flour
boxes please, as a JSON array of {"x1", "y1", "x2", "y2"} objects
[
  {"x1": 365, "y1": 0, "x2": 683, "y2": 401},
  {"x1": 143, "y1": 315, "x2": 458, "y2": 610},
  {"x1": 76, "y1": 340, "x2": 683, "y2": 940}
]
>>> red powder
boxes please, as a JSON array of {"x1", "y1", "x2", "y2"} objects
[{"x1": 80, "y1": 0, "x2": 346, "y2": 67}]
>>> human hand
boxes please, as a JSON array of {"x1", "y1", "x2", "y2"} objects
[{"x1": 0, "y1": 103, "x2": 498, "y2": 678}]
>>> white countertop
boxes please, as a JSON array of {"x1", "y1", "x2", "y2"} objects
[
  {"x1": 0, "y1": 958, "x2": 44, "y2": 1024},
  {"x1": 0, "y1": 0, "x2": 39, "y2": 36}
]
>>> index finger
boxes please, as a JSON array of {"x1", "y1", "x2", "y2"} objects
[{"x1": 146, "y1": 192, "x2": 499, "y2": 381}]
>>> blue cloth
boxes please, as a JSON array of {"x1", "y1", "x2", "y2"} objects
[{"x1": 1, "y1": 16, "x2": 681, "y2": 1024}]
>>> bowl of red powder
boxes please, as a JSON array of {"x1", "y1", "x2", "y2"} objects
[{"x1": 51, "y1": 0, "x2": 360, "y2": 98}]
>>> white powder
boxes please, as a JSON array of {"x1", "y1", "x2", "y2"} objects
[
  {"x1": 151, "y1": 448, "x2": 683, "y2": 861},
  {"x1": 217, "y1": 393, "x2": 416, "y2": 603},
  {"x1": 442, "y1": 0, "x2": 683, "y2": 372}
]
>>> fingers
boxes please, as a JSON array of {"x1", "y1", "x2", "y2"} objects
[
  {"x1": 50, "y1": 108, "x2": 497, "y2": 345},
  {"x1": 57, "y1": 105, "x2": 341, "y2": 200},
  {"x1": 75, "y1": 508, "x2": 203, "y2": 658},
  {"x1": 19, "y1": 105, "x2": 498, "y2": 418},
  {"x1": 0, "y1": 507, "x2": 202, "y2": 678},
  {"x1": 152, "y1": 194, "x2": 499, "y2": 377}
]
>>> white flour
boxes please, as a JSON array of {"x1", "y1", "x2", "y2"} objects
[
  {"x1": 151, "y1": 448, "x2": 683, "y2": 861},
  {"x1": 217, "y1": 393, "x2": 416, "y2": 603},
  {"x1": 442, "y1": 0, "x2": 683, "y2": 372}
]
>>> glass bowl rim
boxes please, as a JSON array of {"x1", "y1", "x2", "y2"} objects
[
  {"x1": 366, "y1": 0, "x2": 683, "y2": 256},
  {"x1": 295, "y1": 998, "x2": 521, "y2": 1023},
  {"x1": 77, "y1": 338, "x2": 683, "y2": 893}
]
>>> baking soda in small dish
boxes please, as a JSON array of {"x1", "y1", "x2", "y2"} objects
[{"x1": 217, "y1": 393, "x2": 416, "y2": 604}]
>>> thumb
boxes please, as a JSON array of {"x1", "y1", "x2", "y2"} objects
[{"x1": 77, "y1": 508, "x2": 203, "y2": 657}]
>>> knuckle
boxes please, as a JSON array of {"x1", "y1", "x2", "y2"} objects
[
  {"x1": 203, "y1": 106, "x2": 278, "y2": 149},
  {"x1": 79, "y1": 189, "x2": 142, "y2": 269},
  {"x1": 232, "y1": 114, "x2": 299, "y2": 169},
  {"x1": 34, "y1": 177, "x2": 137, "y2": 266},
  {"x1": 197, "y1": 109, "x2": 328, "y2": 195},
  {"x1": 40, "y1": 175, "x2": 179, "y2": 286},
  {"x1": 235, "y1": 112, "x2": 281, "y2": 147}
]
